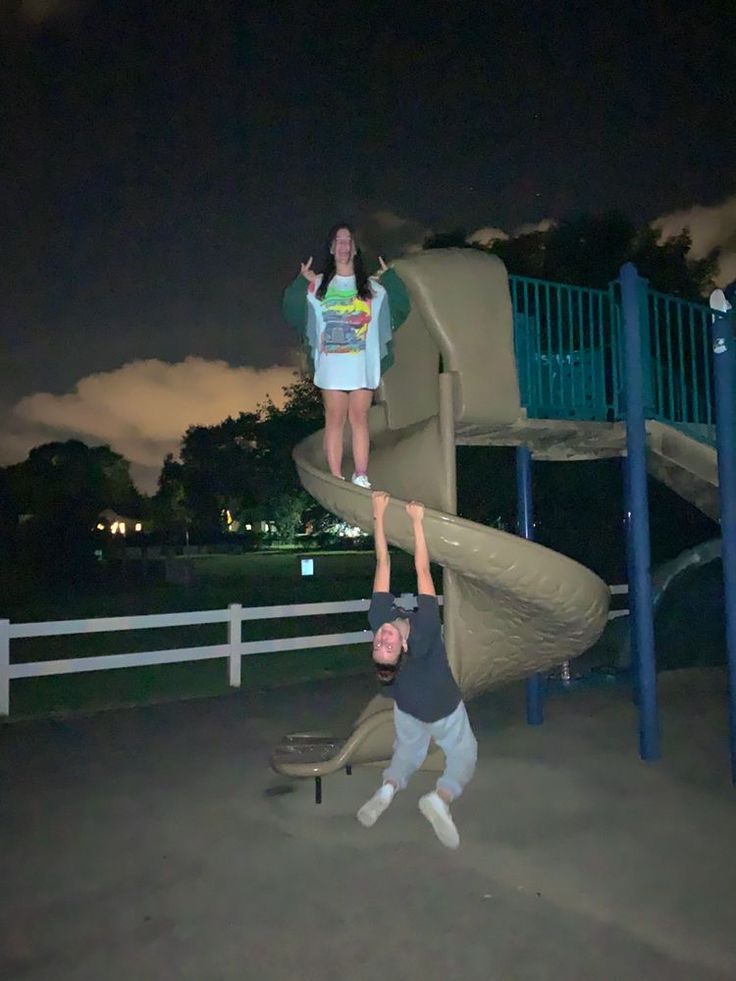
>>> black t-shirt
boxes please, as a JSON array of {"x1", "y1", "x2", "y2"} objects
[{"x1": 368, "y1": 592, "x2": 461, "y2": 723}]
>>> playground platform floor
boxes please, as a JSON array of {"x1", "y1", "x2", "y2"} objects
[{"x1": 1, "y1": 667, "x2": 735, "y2": 981}]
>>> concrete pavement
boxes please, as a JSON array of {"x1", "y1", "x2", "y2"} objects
[{"x1": 1, "y1": 668, "x2": 734, "y2": 980}]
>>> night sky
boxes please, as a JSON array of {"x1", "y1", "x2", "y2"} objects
[{"x1": 2, "y1": 0, "x2": 735, "y2": 488}]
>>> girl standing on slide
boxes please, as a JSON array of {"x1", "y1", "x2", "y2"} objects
[{"x1": 282, "y1": 223, "x2": 410, "y2": 488}]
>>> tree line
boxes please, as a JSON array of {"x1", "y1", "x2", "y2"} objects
[
  {"x1": 424, "y1": 210, "x2": 718, "y2": 299},
  {"x1": 0, "y1": 376, "x2": 327, "y2": 583}
]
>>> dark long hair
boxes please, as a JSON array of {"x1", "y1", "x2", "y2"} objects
[{"x1": 316, "y1": 222, "x2": 373, "y2": 301}]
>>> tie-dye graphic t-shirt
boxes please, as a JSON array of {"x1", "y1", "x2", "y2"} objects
[
  {"x1": 320, "y1": 279, "x2": 371, "y2": 355},
  {"x1": 308, "y1": 274, "x2": 387, "y2": 390}
]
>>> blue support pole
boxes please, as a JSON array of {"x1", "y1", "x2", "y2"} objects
[
  {"x1": 620, "y1": 262, "x2": 660, "y2": 761},
  {"x1": 708, "y1": 292, "x2": 736, "y2": 784},
  {"x1": 621, "y1": 456, "x2": 639, "y2": 702},
  {"x1": 516, "y1": 445, "x2": 543, "y2": 725}
]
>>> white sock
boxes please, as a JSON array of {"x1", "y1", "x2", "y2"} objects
[{"x1": 377, "y1": 783, "x2": 396, "y2": 803}]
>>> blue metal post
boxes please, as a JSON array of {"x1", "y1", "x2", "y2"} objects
[
  {"x1": 620, "y1": 262, "x2": 660, "y2": 761},
  {"x1": 621, "y1": 456, "x2": 639, "y2": 700},
  {"x1": 516, "y1": 445, "x2": 543, "y2": 724},
  {"x1": 709, "y1": 294, "x2": 736, "y2": 784}
]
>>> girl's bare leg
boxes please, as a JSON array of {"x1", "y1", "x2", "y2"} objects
[
  {"x1": 322, "y1": 389, "x2": 349, "y2": 477},
  {"x1": 347, "y1": 388, "x2": 374, "y2": 475}
]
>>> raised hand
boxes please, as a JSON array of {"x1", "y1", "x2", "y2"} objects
[
  {"x1": 373, "y1": 256, "x2": 389, "y2": 278},
  {"x1": 372, "y1": 490, "x2": 391, "y2": 518},
  {"x1": 300, "y1": 256, "x2": 318, "y2": 283},
  {"x1": 405, "y1": 501, "x2": 425, "y2": 523}
]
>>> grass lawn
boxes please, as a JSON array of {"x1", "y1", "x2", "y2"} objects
[
  {"x1": 3, "y1": 549, "x2": 440, "y2": 721},
  {"x1": 8, "y1": 646, "x2": 374, "y2": 720}
]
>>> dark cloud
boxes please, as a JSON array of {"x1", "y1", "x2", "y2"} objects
[
  {"x1": 359, "y1": 210, "x2": 430, "y2": 261},
  {"x1": 11, "y1": 0, "x2": 86, "y2": 26}
]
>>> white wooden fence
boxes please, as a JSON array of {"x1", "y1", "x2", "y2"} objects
[{"x1": 0, "y1": 587, "x2": 628, "y2": 717}]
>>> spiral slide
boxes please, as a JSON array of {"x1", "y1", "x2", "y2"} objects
[{"x1": 271, "y1": 249, "x2": 611, "y2": 784}]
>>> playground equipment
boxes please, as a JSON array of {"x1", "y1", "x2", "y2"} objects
[{"x1": 271, "y1": 249, "x2": 736, "y2": 794}]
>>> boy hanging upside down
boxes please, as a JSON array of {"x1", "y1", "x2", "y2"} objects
[{"x1": 357, "y1": 491, "x2": 478, "y2": 849}]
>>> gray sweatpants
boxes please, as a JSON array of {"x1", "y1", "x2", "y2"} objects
[{"x1": 383, "y1": 701, "x2": 478, "y2": 800}]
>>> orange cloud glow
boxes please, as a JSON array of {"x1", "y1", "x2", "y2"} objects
[{"x1": 1, "y1": 358, "x2": 297, "y2": 492}]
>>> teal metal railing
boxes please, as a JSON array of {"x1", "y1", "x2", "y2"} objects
[
  {"x1": 509, "y1": 275, "x2": 620, "y2": 421},
  {"x1": 510, "y1": 273, "x2": 716, "y2": 446},
  {"x1": 645, "y1": 289, "x2": 715, "y2": 444}
]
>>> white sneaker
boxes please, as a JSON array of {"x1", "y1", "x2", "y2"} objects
[
  {"x1": 357, "y1": 784, "x2": 394, "y2": 828},
  {"x1": 351, "y1": 472, "x2": 371, "y2": 489},
  {"x1": 710, "y1": 288, "x2": 732, "y2": 313},
  {"x1": 419, "y1": 791, "x2": 460, "y2": 849}
]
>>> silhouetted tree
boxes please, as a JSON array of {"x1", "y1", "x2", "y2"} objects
[
  {"x1": 170, "y1": 374, "x2": 327, "y2": 542},
  {"x1": 7, "y1": 440, "x2": 142, "y2": 582},
  {"x1": 423, "y1": 228, "x2": 471, "y2": 250},
  {"x1": 152, "y1": 454, "x2": 193, "y2": 546},
  {"x1": 177, "y1": 412, "x2": 260, "y2": 540},
  {"x1": 425, "y1": 211, "x2": 719, "y2": 298}
]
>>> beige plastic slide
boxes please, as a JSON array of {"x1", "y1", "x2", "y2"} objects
[
  {"x1": 271, "y1": 249, "x2": 611, "y2": 783},
  {"x1": 646, "y1": 420, "x2": 719, "y2": 521}
]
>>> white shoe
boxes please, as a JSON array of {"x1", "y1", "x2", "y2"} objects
[
  {"x1": 357, "y1": 784, "x2": 394, "y2": 828},
  {"x1": 710, "y1": 288, "x2": 732, "y2": 313},
  {"x1": 351, "y1": 472, "x2": 371, "y2": 489},
  {"x1": 419, "y1": 791, "x2": 460, "y2": 849}
]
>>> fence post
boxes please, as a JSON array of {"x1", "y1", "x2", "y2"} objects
[
  {"x1": 228, "y1": 603, "x2": 242, "y2": 688},
  {"x1": 0, "y1": 620, "x2": 9, "y2": 716}
]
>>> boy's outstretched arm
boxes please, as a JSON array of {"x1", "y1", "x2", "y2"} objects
[
  {"x1": 406, "y1": 501, "x2": 435, "y2": 596},
  {"x1": 372, "y1": 491, "x2": 391, "y2": 593}
]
